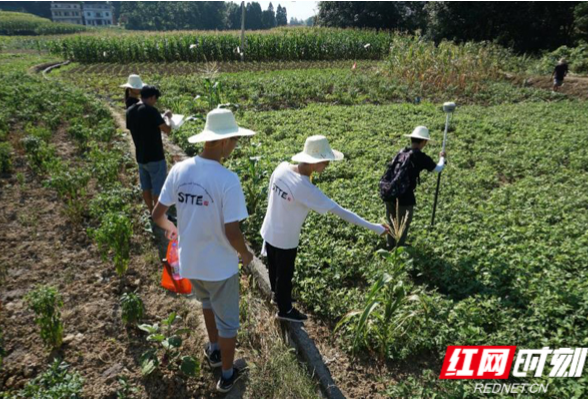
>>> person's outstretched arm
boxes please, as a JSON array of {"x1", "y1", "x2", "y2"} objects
[
  {"x1": 329, "y1": 204, "x2": 386, "y2": 235},
  {"x1": 432, "y1": 151, "x2": 447, "y2": 173}
]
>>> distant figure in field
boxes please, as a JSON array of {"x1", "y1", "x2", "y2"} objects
[
  {"x1": 120, "y1": 74, "x2": 145, "y2": 109},
  {"x1": 126, "y1": 85, "x2": 172, "y2": 214},
  {"x1": 552, "y1": 58, "x2": 569, "y2": 92},
  {"x1": 380, "y1": 126, "x2": 445, "y2": 249}
]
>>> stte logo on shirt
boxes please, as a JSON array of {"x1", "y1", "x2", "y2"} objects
[
  {"x1": 272, "y1": 183, "x2": 292, "y2": 202},
  {"x1": 178, "y1": 192, "x2": 209, "y2": 206}
]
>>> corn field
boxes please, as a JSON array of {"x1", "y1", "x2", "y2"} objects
[
  {"x1": 47, "y1": 28, "x2": 392, "y2": 63},
  {"x1": 386, "y1": 34, "x2": 522, "y2": 92}
]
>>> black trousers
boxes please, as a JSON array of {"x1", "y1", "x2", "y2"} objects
[{"x1": 265, "y1": 242, "x2": 298, "y2": 314}]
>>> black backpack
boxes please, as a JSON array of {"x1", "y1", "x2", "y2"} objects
[{"x1": 379, "y1": 148, "x2": 417, "y2": 201}]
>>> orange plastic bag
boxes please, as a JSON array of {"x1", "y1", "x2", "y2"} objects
[{"x1": 161, "y1": 239, "x2": 192, "y2": 294}]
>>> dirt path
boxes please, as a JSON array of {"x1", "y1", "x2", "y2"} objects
[
  {"x1": 0, "y1": 123, "x2": 220, "y2": 397},
  {"x1": 525, "y1": 74, "x2": 588, "y2": 99}
]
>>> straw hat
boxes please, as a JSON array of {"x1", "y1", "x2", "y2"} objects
[
  {"x1": 188, "y1": 108, "x2": 255, "y2": 143},
  {"x1": 404, "y1": 126, "x2": 432, "y2": 141},
  {"x1": 120, "y1": 74, "x2": 146, "y2": 89},
  {"x1": 292, "y1": 135, "x2": 344, "y2": 164}
]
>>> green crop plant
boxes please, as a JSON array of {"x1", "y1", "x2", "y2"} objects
[
  {"x1": 20, "y1": 135, "x2": 57, "y2": 174},
  {"x1": 116, "y1": 376, "x2": 138, "y2": 399},
  {"x1": 336, "y1": 248, "x2": 429, "y2": 358},
  {"x1": 0, "y1": 142, "x2": 13, "y2": 173},
  {"x1": 25, "y1": 286, "x2": 64, "y2": 349},
  {"x1": 138, "y1": 312, "x2": 200, "y2": 378},
  {"x1": 120, "y1": 292, "x2": 144, "y2": 327},
  {"x1": 385, "y1": 34, "x2": 521, "y2": 95},
  {"x1": 87, "y1": 141, "x2": 125, "y2": 187},
  {"x1": 48, "y1": 28, "x2": 390, "y2": 63},
  {"x1": 14, "y1": 360, "x2": 84, "y2": 399},
  {"x1": 89, "y1": 212, "x2": 133, "y2": 277},
  {"x1": 44, "y1": 163, "x2": 90, "y2": 223},
  {"x1": 88, "y1": 184, "x2": 135, "y2": 221}
]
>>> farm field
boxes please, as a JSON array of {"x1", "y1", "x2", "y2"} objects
[
  {"x1": 0, "y1": 53, "x2": 317, "y2": 399},
  {"x1": 2, "y1": 25, "x2": 588, "y2": 399}
]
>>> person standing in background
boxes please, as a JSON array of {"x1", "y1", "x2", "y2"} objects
[
  {"x1": 126, "y1": 85, "x2": 172, "y2": 214},
  {"x1": 120, "y1": 74, "x2": 145, "y2": 109}
]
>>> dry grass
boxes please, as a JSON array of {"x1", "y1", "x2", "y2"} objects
[{"x1": 238, "y1": 275, "x2": 320, "y2": 399}]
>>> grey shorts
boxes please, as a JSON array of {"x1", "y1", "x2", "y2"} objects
[
  {"x1": 138, "y1": 159, "x2": 167, "y2": 196},
  {"x1": 190, "y1": 273, "x2": 240, "y2": 338}
]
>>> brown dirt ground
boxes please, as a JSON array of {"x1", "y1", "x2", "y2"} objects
[
  {"x1": 0, "y1": 111, "x2": 233, "y2": 398},
  {"x1": 523, "y1": 74, "x2": 588, "y2": 100}
]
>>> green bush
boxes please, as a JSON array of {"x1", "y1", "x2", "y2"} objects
[
  {"x1": 90, "y1": 212, "x2": 133, "y2": 277},
  {"x1": 16, "y1": 360, "x2": 84, "y2": 399},
  {"x1": 25, "y1": 286, "x2": 64, "y2": 349},
  {"x1": 25, "y1": 123, "x2": 51, "y2": 142},
  {"x1": 0, "y1": 142, "x2": 13, "y2": 173},
  {"x1": 21, "y1": 135, "x2": 56, "y2": 174},
  {"x1": 44, "y1": 163, "x2": 90, "y2": 223},
  {"x1": 87, "y1": 141, "x2": 125, "y2": 187},
  {"x1": 120, "y1": 292, "x2": 144, "y2": 326},
  {"x1": 138, "y1": 313, "x2": 199, "y2": 378},
  {"x1": 88, "y1": 183, "x2": 134, "y2": 220},
  {"x1": 534, "y1": 41, "x2": 588, "y2": 74}
]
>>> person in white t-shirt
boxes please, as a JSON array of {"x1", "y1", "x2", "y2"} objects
[
  {"x1": 152, "y1": 108, "x2": 254, "y2": 393},
  {"x1": 260, "y1": 135, "x2": 389, "y2": 323}
]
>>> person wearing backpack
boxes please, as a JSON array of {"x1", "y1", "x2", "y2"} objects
[
  {"x1": 261, "y1": 135, "x2": 389, "y2": 323},
  {"x1": 379, "y1": 126, "x2": 446, "y2": 248}
]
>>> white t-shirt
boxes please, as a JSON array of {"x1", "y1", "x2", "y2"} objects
[
  {"x1": 260, "y1": 162, "x2": 337, "y2": 249},
  {"x1": 158, "y1": 156, "x2": 248, "y2": 281}
]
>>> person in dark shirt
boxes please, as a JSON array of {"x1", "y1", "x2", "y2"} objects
[
  {"x1": 126, "y1": 85, "x2": 172, "y2": 214},
  {"x1": 125, "y1": 89, "x2": 140, "y2": 109},
  {"x1": 552, "y1": 58, "x2": 569, "y2": 92},
  {"x1": 385, "y1": 126, "x2": 446, "y2": 248},
  {"x1": 120, "y1": 74, "x2": 145, "y2": 109}
]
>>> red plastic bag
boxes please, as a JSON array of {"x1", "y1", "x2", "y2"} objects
[{"x1": 161, "y1": 239, "x2": 192, "y2": 294}]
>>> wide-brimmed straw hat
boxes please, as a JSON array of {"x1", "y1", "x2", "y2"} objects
[
  {"x1": 292, "y1": 135, "x2": 344, "y2": 164},
  {"x1": 120, "y1": 74, "x2": 146, "y2": 89},
  {"x1": 188, "y1": 108, "x2": 255, "y2": 143},
  {"x1": 404, "y1": 126, "x2": 432, "y2": 141}
]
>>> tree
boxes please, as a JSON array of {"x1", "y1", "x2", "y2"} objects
[
  {"x1": 317, "y1": 1, "x2": 426, "y2": 31},
  {"x1": 246, "y1": 2, "x2": 263, "y2": 30},
  {"x1": 261, "y1": 2, "x2": 277, "y2": 29},
  {"x1": 574, "y1": 2, "x2": 588, "y2": 41},
  {"x1": 276, "y1": 4, "x2": 287, "y2": 26},
  {"x1": 224, "y1": 2, "x2": 242, "y2": 30},
  {"x1": 305, "y1": 16, "x2": 316, "y2": 27},
  {"x1": 289, "y1": 17, "x2": 304, "y2": 26},
  {"x1": 119, "y1": 1, "x2": 225, "y2": 31},
  {"x1": 426, "y1": 2, "x2": 579, "y2": 53},
  {"x1": 0, "y1": 1, "x2": 51, "y2": 18}
]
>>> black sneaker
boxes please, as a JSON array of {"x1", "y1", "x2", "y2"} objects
[
  {"x1": 204, "y1": 345, "x2": 222, "y2": 368},
  {"x1": 270, "y1": 293, "x2": 297, "y2": 305},
  {"x1": 216, "y1": 367, "x2": 242, "y2": 393},
  {"x1": 276, "y1": 307, "x2": 308, "y2": 323}
]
